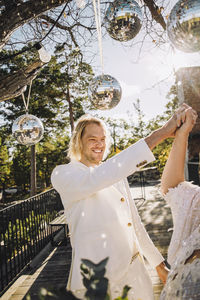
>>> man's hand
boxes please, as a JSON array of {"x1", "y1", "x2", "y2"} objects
[
  {"x1": 161, "y1": 103, "x2": 192, "y2": 138},
  {"x1": 145, "y1": 103, "x2": 194, "y2": 150},
  {"x1": 156, "y1": 262, "x2": 169, "y2": 285},
  {"x1": 176, "y1": 106, "x2": 198, "y2": 136},
  {"x1": 144, "y1": 103, "x2": 196, "y2": 150}
]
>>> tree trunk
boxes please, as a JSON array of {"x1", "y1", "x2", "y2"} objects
[
  {"x1": 30, "y1": 145, "x2": 37, "y2": 196},
  {"x1": 2, "y1": 182, "x2": 6, "y2": 203},
  {"x1": 113, "y1": 124, "x2": 116, "y2": 152},
  {"x1": 66, "y1": 86, "x2": 74, "y2": 133},
  {"x1": 44, "y1": 155, "x2": 49, "y2": 188}
]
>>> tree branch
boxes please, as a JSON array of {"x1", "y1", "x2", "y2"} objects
[
  {"x1": 39, "y1": 14, "x2": 79, "y2": 47},
  {"x1": 143, "y1": 0, "x2": 166, "y2": 30},
  {"x1": 0, "y1": 0, "x2": 72, "y2": 50},
  {"x1": 0, "y1": 60, "x2": 45, "y2": 102}
]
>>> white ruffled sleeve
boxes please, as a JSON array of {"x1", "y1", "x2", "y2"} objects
[{"x1": 164, "y1": 181, "x2": 200, "y2": 266}]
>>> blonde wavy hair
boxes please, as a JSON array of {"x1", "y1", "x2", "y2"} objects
[{"x1": 68, "y1": 114, "x2": 111, "y2": 161}]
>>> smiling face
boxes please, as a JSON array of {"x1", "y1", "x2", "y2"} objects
[{"x1": 80, "y1": 122, "x2": 106, "y2": 167}]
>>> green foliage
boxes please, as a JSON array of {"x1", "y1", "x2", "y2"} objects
[
  {"x1": 106, "y1": 117, "x2": 133, "y2": 158},
  {"x1": 11, "y1": 145, "x2": 31, "y2": 189},
  {"x1": 0, "y1": 45, "x2": 94, "y2": 194},
  {"x1": 151, "y1": 138, "x2": 174, "y2": 174},
  {"x1": 147, "y1": 91, "x2": 179, "y2": 173},
  {"x1": 36, "y1": 136, "x2": 70, "y2": 189},
  {"x1": 132, "y1": 99, "x2": 146, "y2": 139},
  {"x1": 81, "y1": 257, "x2": 109, "y2": 300},
  {"x1": 80, "y1": 258, "x2": 131, "y2": 300},
  {"x1": 0, "y1": 137, "x2": 12, "y2": 187},
  {"x1": 114, "y1": 285, "x2": 131, "y2": 300},
  {"x1": 1, "y1": 209, "x2": 57, "y2": 258}
]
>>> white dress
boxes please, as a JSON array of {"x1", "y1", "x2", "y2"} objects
[{"x1": 160, "y1": 182, "x2": 200, "y2": 300}]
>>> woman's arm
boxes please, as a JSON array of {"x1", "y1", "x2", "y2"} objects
[{"x1": 161, "y1": 108, "x2": 198, "y2": 195}]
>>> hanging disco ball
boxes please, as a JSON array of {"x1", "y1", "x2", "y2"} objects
[
  {"x1": 167, "y1": 0, "x2": 200, "y2": 53},
  {"x1": 104, "y1": 0, "x2": 143, "y2": 42},
  {"x1": 88, "y1": 74, "x2": 122, "y2": 110},
  {"x1": 12, "y1": 114, "x2": 44, "y2": 146}
]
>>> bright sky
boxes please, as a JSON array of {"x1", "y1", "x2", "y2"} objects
[{"x1": 87, "y1": 0, "x2": 200, "y2": 122}]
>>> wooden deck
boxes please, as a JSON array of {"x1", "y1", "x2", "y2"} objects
[
  {"x1": 135, "y1": 182, "x2": 173, "y2": 299},
  {"x1": 1, "y1": 237, "x2": 72, "y2": 300},
  {"x1": 2, "y1": 181, "x2": 172, "y2": 300}
]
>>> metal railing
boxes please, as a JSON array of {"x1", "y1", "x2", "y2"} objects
[{"x1": 0, "y1": 188, "x2": 64, "y2": 295}]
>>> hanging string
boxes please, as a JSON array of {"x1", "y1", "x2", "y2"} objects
[
  {"x1": 92, "y1": 0, "x2": 104, "y2": 74},
  {"x1": 97, "y1": 0, "x2": 103, "y2": 70},
  {"x1": 26, "y1": 80, "x2": 32, "y2": 110},
  {"x1": 21, "y1": 80, "x2": 33, "y2": 113},
  {"x1": 171, "y1": 45, "x2": 176, "y2": 74},
  {"x1": 21, "y1": 93, "x2": 28, "y2": 113}
]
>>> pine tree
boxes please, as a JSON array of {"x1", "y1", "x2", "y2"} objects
[
  {"x1": 0, "y1": 136, "x2": 12, "y2": 202},
  {"x1": 0, "y1": 46, "x2": 94, "y2": 196}
]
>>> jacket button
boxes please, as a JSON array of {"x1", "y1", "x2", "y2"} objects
[
  {"x1": 128, "y1": 222, "x2": 132, "y2": 226},
  {"x1": 120, "y1": 197, "x2": 125, "y2": 202}
]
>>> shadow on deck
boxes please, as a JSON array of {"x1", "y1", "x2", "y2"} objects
[
  {"x1": 2, "y1": 182, "x2": 172, "y2": 300},
  {"x1": 2, "y1": 233, "x2": 72, "y2": 300}
]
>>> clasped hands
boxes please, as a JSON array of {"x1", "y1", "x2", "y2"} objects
[{"x1": 162, "y1": 103, "x2": 198, "y2": 138}]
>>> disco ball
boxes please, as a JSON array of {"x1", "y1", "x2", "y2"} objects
[
  {"x1": 105, "y1": 0, "x2": 143, "y2": 42},
  {"x1": 12, "y1": 114, "x2": 44, "y2": 145},
  {"x1": 167, "y1": 0, "x2": 200, "y2": 53},
  {"x1": 88, "y1": 74, "x2": 122, "y2": 110}
]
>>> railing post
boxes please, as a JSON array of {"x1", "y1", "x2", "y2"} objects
[{"x1": 30, "y1": 145, "x2": 36, "y2": 197}]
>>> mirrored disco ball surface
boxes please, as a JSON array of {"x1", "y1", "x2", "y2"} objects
[
  {"x1": 167, "y1": 0, "x2": 200, "y2": 52},
  {"x1": 88, "y1": 74, "x2": 122, "y2": 110},
  {"x1": 105, "y1": 0, "x2": 143, "y2": 42},
  {"x1": 12, "y1": 114, "x2": 44, "y2": 145}
]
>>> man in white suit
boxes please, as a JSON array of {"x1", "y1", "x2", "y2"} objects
[{"x1": 51, "y1": 105, "x2": 188, "y2": 299}]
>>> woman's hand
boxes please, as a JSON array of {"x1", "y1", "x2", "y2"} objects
[{"x1": 176, "y1": 107, "x2": 198, "y2": 136}]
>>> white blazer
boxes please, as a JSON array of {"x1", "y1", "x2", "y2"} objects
[{"x1": 51, "y1": 139, "x2": 164, "y2": 292}]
